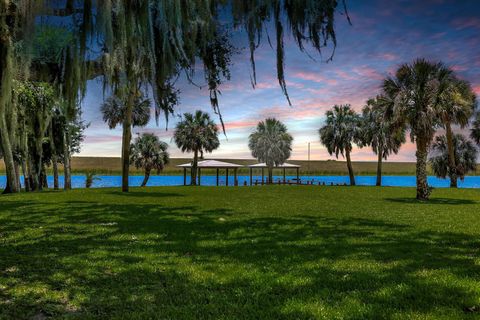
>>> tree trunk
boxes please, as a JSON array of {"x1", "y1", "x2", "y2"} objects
[
  {"x1": 0, "y1": 13, "x2": 19, "y2": 194},
  {"x1": 50, "y1": 123, "x2": 59, "y2": 190},
  {"x1": 268, "y1": 166, "x2": 273, "y2": 184},
  {"x1": 141, "y1": 168, "x2": 151, "y2": 187},
  {"x1": 52, "y1": 155, "x2": 59, "y2": 190},
  {"x1": 41, "y1": 164, "x2": 48, "y2": 189},
  {"x1": 21, "y1": 160, "x2": 30, "y2": 192},
  {"x1": 0, "y1": 117, "x2": 18, "y2": 194},
  {"x1": 34, "y1": 137, "x2": 44, "y2": 191},
  {"x1": 345, "y1": 149, "x2": 356, "y2": 186},
  {"x1": 14, "y1": 162, "x2": 21, "y2": 190},
  {"x1": 445, "y1": 122, "x2": 457, "y2": 188},
  {"x1": 63, "y1": 131, "x2": 72, "y2": 190},
  {"x1": 121, "y1": 92, "x2": 135, "y2": 192},
  {"x1": 376, "y1": 147, "x2": 383, "y2": 187},
  {"x1": 27, "y1": 156, "x2": 34, "y2": 191},
  {"x1": 191, "y1": 149, "x2": 198, "y2": 186},
  {"x1": 415, "y1": 137, "x2": 430, "y2": 200}
]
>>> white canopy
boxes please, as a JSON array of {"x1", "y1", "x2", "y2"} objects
[
  {"x1": 248, "y1": 162, "x2": 300, "y2": 168},
  {"x1": 177, "y1": 159, "x2": 243, "y2": 168}
]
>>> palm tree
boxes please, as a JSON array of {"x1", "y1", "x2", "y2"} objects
[
  {"x1": 101, "y1": 93, "x2": 151, "y2": 192},
  {"x1": 362, "y1": 96, "x2": 405, "y2": 186},
  {"x1": 319, "y1": 104, "x2": 362, "y2": 186},
  {"x1": 248, "y1": 118, "x2": 293, "y2": 184},
  {"x1": 174, "y1": 111, "x2": 220, "y2": 185},
  {"x1": 383, "y1": 59, "x2": 452, "y2": 200},
  {"x1": 130, "y1": 133, "x2": 169, "y2": 187},
  {"x1": 429, "y1": 134, "x2": 477, "y2": 182},
  {"x1": 101, "y1": 95, "x2": 151, "y2": 130},
  {"x1": 437, "y1": 76, "x2": 476, "y2": 187}
]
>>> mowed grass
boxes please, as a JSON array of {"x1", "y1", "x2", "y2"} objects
[{"x1": 0, "y1": 186, "x2": 480, "y2": 319}]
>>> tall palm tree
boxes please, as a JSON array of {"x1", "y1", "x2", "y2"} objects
[
  {"x1": 319, "y1": 104, "x2": 362, "y2": 186},
  {"x1": 362, "y1": 96, "x2": 405, "y2": 186},
  {"x1": 174, "y1": 111, "x2": 220, "y2": 185},
  {"x1": 248, "y1": 118, "x2": 293, "y2": 184},
  {"x1": 429, "y1": 134, "x2": 477, "y2": 182},
  {"x1": 383, "y1": 59, "x2": 452, "y2": 200},
  {"x1": 101, "y1": 93, "x2": 151, "y2": 192},
  {"x1": 437, "y1": 76, "x2": 476, "y2": 187},
  {"x1": 130, "y1": 133, "x2": 169, "y2": 187}
]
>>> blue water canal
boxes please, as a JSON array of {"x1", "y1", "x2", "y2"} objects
[{"x1": 2, "y1": 175, "x2": 480, "y2": 189}]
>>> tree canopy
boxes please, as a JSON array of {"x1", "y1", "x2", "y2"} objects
[
  {"x1": 319, "y1": 104, "x2": 363, "y2": 159},
  {"x1": 361, "y1": 95, "x2": 405, "y2": 160},
  {"x1": 429, "y1": 134, "x2": 477, "y2": 181},
  {"x1": 174, "y1": 110, "x2": 220, "y2": 185},
  {"x1": 248, "y1": 118, "x2": 293, "y2": 168},
  {"x1": 130, "y1": 133, "x2": 170, "y2": 187},
  {"x1": 5, "y1": 0, "x2": 347, "y2": 121}
]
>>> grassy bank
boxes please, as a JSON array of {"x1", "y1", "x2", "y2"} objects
[
  {"x1": 1, "y1": 186, "x2": 480, "y2": 319},
  {"x1": 4, "y1": 156, "x2": 477, "y2": 176}
]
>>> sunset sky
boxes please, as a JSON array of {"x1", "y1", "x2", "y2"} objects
[{"x1": 79, "y1": 0, "x2": 480, "y2": 161}]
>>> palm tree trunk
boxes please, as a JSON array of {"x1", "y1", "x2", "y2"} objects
[
  {"x1": 191, "y1": 149, "x2": 198, "y2": 186},
  {"x1": 121, "y1": 92, "x2": 135, "y2": 192},
  {"x1": 376, "y1": 147, "x2": 383, "y2": 187},
  {"x1": 345, "y1": 148, "x2": 356, "y2": 186},
  {"x1": 52, "y1": 155, "x2": 59, "y2": 190},
  {"x1": 268, "y1": 166, "x2": 273, "y2": 184},
  {"x1": 445, "y1": 122, "x2": 457, "y2": 188},
  {"x1": 63, "y1": 130, "x2": 72, "y2": 190},
  {"x1": 141, "y1": 168, "x2": 151, "y2": 187},
  {"x1": 415, "y1": 137, "x2": 430, "y2": 200}
]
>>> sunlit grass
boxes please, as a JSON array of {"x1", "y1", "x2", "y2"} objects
[{"x1": 1, "y1": 186, "x2": 480, "y2": 319}]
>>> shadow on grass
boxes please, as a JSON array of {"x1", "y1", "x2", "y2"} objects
[
  {"x1": 385, "y1": 197, "x2": 477, "y2": 205},
  {"x1": 104, "y1": 190, "x2": 185, "y2": 198},
  {"x1": 0, "y1": 195, "x2": 479, "y2": 318}
]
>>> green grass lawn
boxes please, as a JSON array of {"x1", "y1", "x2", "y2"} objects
[{"x1": 1, "y1": 186, "x2": 480, "y2": 319}]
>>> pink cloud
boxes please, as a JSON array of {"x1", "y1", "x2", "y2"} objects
[
  {"x1": 334, "y1": 70, "x2": 357, "y2": 81},
  {"x1": 255, "y1": 82, "x2": 278, "y2": 90},
  {"x1": 351, "y1": 66, "x2": 384, "y2": 80},
  {"x1": 378, "y1": 53, "x2": 398, "y2": 61},
  {"x1": 293, "y1": 71, "x2": 338, "y2": 85},
  {"x1": 452, "y1": 17, "x2": 480, "y2": 30},
  {"x1": 223, "y1": 119, "x2": 258, "y2": 130},
  {"x1": 84, "y1": 135, "x2": 122, "y2": 143},
  {"x1": 451, "y1": 65, "x2": 467, "y2": 72},
  {"x1": 473, "y1": 85, "x2": 480, "y2": 95}
]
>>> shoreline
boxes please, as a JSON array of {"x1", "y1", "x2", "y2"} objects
[{"x1": 1, "y1": 157, "x2": 479, "y2": 176}]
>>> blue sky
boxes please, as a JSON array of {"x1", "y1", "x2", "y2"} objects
[{"x1": 79, "y1": 0, "x2": 480, "y2": 161}]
